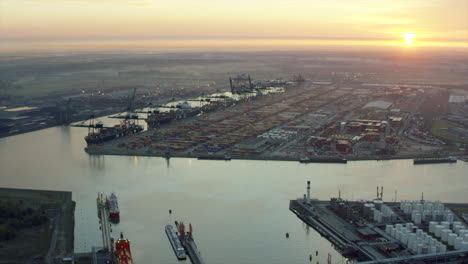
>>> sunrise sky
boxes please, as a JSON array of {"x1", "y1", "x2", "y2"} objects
[{"x1": 1, "y1": 0, "x2": 467, "y2": 51}]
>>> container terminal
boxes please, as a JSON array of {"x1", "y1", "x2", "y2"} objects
[
  {"x1": 290, "y1": 182, "x2": 468, "y2": 264},
  {"x1": 82, "y1": 75, "x2": 467, "y2": 163}
]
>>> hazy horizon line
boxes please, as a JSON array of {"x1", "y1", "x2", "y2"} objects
[
  {"x1": 1, "y1": 37, "x2": 467, "y2": 54},
  {"x1": 2, "y1": 35, "x2": 467, "y2": 43}
]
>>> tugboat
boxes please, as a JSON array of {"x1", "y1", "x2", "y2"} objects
[{"x1": 115, "y1": 232, "x2": 133, "y2": 264}]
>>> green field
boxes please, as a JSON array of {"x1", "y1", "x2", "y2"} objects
[{"x1": 431, "y1": 120, "x2": 468, "y2": 144}]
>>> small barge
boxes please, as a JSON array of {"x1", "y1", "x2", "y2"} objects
[{"x1": 165, "y1": 225, "x2": 187, "y2": 260}]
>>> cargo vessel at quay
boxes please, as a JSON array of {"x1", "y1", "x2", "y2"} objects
[
  {"x1": 115, "y1": 232, "x2": 133, "y2": 264},
  {"x1": 107, "y1": 193, "x2": 120, "y2": 223},
  {"x1": 145, "y1": 108, "x2": 201, "y2": 129},
  {"x1": 413, "y1": 157, "x2": 457, "y2": 165},
  {"x1": 145, "y1": 111, "x2": 174, "y2": 128},
  {"x1": 165, "y1": 224, "x2": 187, "y2": 260},
  {"x1": 299, "y1": 157, "x2": 347, "y2": 164},
  {"x1": 85, "y1": 120, "x2": 143, "y2": 145}
]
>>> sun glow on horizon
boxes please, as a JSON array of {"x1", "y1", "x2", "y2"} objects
[
  {"x1": 1, "y1": 0, "x2": 467, "y2": 52},
  {"x1": 402, "y1": 31, "x2": 417, "y2": 45}
]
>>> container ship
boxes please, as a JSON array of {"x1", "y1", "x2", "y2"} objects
[
  {"x1": 299, "y1": 157, "x2": 347, "y2": 164},
  {"x1": 107, "y1": 193, "x2": 120, "y2": 223},
  {"x1": 85, "y1": 120, "x2": 143, "y2": 145},
  {"x1": 145, "y1": 111, "x2": 174, "y2": 128},
  {"x1": 165, "y1": 224, "x2": 187, "y2": 260},
  {"x1": 115, "y1": 232, "x2": 133, "y2": 264}
]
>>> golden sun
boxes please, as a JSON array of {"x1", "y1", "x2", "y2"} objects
[{"x1": 401, "y1": 31, "x2": 417, "y2": 45}]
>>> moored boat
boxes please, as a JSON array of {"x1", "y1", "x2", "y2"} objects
[
  {"x1": 115, "y1": 232, "x2": 133, "y2": 264},
  {"x1": 108, "y1": 193, "x2": 120, "y2": 223},
  {"x1": 165, "y1": 224, "x2": 187, "y2": 260}
]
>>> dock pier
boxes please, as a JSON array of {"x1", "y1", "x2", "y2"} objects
[
  {"x1": 185, "y1": 236, "x2": 206, "y2": 264},
  {"x1": 174, "y1": 221, "x2": 207, "y2": 264},
  {"x1": 290, "y1": 195, "x2": 468, "y2": 264},
  {"x1": 97, "y1": 193, "x2": 112, "y2": 251}
]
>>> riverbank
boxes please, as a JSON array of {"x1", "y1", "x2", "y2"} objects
[{"x1": 84, "y1": 146, "x2": 467, "y2": 163}]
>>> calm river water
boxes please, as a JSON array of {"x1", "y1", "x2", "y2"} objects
[{"x1": 0, "y1": 125, "x2": 467, "y2": 264}]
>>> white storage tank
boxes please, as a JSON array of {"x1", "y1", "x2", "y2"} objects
[
  {"x1": 385, "y1": 225, "x2": 392, "y2": 234},
  {"x1": 448, "y1": 233, "x2": 457, "y2": 246},
  {"x1": 453, "y1": 224, "x2": 463, "y2": 234},
  {"x1": 422, "y1": 210, "x2": 432, "y2": 222},
  {"x1": 445, "y1": 213, "x2": 454, "y2": 223},
  {"x1": 373, "y1": 200, "x2": 383, "y2": 210},
  {"x1": 401, "y1": 233, "x2": 408, "y2": 245},
  {"x1": 408, "y1": 233, "x2": 416, "y2": 247},
  {"x1": 435, "y1": 212, "x2": 444, "y2": 221},
  {"x1": 400, "y1": 200, "x2": 406, "y2": 210},
  {"x1": 437, "y1": 243, "x2": 447, "y2": 253},
  {"x1": 464, "y1": 234, "x2": 468, "y2": 242},
  {"x1": 435, "y1": 225, "x2": 444, "y2": 237},
  {"x1": 458, "y1": 229, "x2": 466, "y2": 238},
  {"x1": 430, "y1": 246, "x2": 437, "y2": 253},
  {"x1": 422, "y1": 245, "x2": 428, "y2": 254},
  {"x1": 424, "y1": 203, "x2": 433, "y2": 212},
  {"x1": 404, "y1": 203, "x2": 412, "y2": 214},
  {"x1": 414, "y1": 213, "x2": 422, "y2": 225},
  {"x1": 415, "y1": 203, "x2": 423, "y2": 212},
  {"x1": 405, "y1": 223, "x2": 412, "y2": 231},
  {"x1": 396, "y1": 230, "x2": 402, "y2": 241},
  {"x1": 441, "y1": 229, "x2": 451, "y2": 242},
  {"x1": 373, "y1": 210, "x2": 379, "y2": 221},
  {"x1": 436, "y1": 203, "x2": 444, "y2": 212},
  {"x1": 407, "y1": 238, "x2": 414, "y2": 250},
  {"x1": 412, "y1": 241, "x2": 419, "y2": 253},
  {"x1": 429, "y1": 221, "x2": 438, "y2": 233},
  {"x1": 416, "y1": 229, "x2": 423, "y2": 237},
  {"x1": 441, "y1": 221, "x2": 450, "y2": 229},
  {"x1": 461, "y1": 241, "x2": 468, "y2": 250},
  {"x1": 363, "y1": 203, "x2": 375, "y2": 218},
  {"x1": 423, "y1": 233, "x2": 430, "y2": 243},
  {"x1": 417, "y1": 243, "x2": 424, "y2": 254},
  {"x1": 454, "y1": 237, "x2": 464, "y2": 250}
]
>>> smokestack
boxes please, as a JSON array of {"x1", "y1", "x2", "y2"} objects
[
  {"x1": 307, "y1": 181, "x2": 311, "y2": 203},
  {"x1": 377, "y1": 186, "x2": 379, "y2": 200},
  {"x1": 229, "y1": 77, "x2": 233, "y2": 93},
  {"x1": 380, "y1": 186, "x2": 384, "y2": 201}
]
